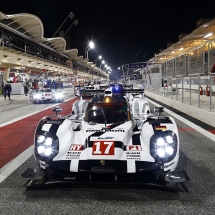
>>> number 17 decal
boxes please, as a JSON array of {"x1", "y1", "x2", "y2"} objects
[{"x1": 92, "y1": 141, "x2": 114, "y2": 155}]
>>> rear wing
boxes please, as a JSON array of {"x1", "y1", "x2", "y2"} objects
[{"x1": 77, "y1": 88, "x2": 144, "y2": 99}]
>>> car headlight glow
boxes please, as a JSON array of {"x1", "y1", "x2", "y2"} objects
[
  {"x1": 150, "y1": 131, "x2": 177, "y2": 161},
  {"x1": 156, "y1": 138, "x2": 165, "y2": 146},
  {"x1": 34, "y1": 94, "x2": 41, "y2": 99},
  {"x1": 37, "y1": 135, "x2": 45, "y2": 143},
  {"x1": 45, "y1": 137, "x2": 52, "y2": 146},
  {"x1": 36, "y1": 135, "x2": 57, "y2": 157},
  {"x1": 55, "y1": 93, "x2": 63, "y2": 99},
  {"x1": 44, "y1": 148, "x2": 52, "y2": 156},
  {"x1": 166, "y1": 135, "x2": 174, "y2": 144},
  {"x1": 157, "y1": 149, "x2": 165, "y2": 158},
  {"x1": 38, "y1": 145, "x2": 45, "y2": 154},
  {"x1": 165, "y1": 146, "x2": 174, "y2": 155}
]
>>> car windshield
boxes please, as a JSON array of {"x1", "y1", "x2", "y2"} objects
[{"x1": 85, "y1": 103, "x2": 129, "y2": 124}]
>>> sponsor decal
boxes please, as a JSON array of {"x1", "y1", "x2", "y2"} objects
[
  {"x1": 126, "y1": 145, "x2": 142, "y2": 151},
  {"x1": 86, "y1": 129, "x2": 125, "y2": 132},
  {"x1": 69, "y1": 144, "x2": 83, "y2": 151},
  {"x1": 92, "y1": 141, "x2": 114, "y2": 155},
  {"x1": 97, "y1": 137, "x2": 114, "y2": 139},
  {"x1": 126, "y1": 151, "x2": 141, "y2": 159},
  {"x1": 155, "y1": 126, "x2": 167, "y2": 131},
  {"x1": 66, "y1": 144, "x2": 82, "y2": 159},
  {"x1": 127, "y1": 157, "x2": 141, "y2": 160}
]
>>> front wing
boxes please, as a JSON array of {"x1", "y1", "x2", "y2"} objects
[{"x1": 22, "y1": 167, "x2": 189, "y2": 192}]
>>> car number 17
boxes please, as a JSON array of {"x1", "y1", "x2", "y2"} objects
[{"x1": 92, "y1": 141, "x2": 114, "y2": 155}]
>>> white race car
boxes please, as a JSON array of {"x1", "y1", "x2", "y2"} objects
[
  {"x1": 30, "y1": 88, "x2": 64, "y2": 104},
  {"x1": 22, "y1": 88, "x2": 189, "y2": 191}
]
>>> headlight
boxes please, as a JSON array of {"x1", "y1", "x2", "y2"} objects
[
  {"x1": 34, "y1": 94, "x2": 41, "y2": 99},
  {"x1": 36, "y1": 134, "x2": 58, "y2": 158},
  {"x1": 54, "y1": 93, "x2": 63, "y2": 99},
  {"x1": 150, "y1": 131, "x2": 177, "y2": 162}
]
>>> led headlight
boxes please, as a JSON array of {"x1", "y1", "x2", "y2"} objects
[
  {"x1": 150, "y1": 131, "x2": 177, "y2": 162},
  {"x1": 156, "y1": 138, "x2": 165, "y2": 147},
  {"x1": 37, "y1": 135, "x2": 45, "y2": 143},
  {"x1": 36, "y1": 135, "x2": 58, "y2": 158},
  {"x1": 166, "y1": 135, "x2": 174, "y2": 144},
  {"x1": 34, "y1": 94, "x2": 41, "y2": 99},
  {"x1": 44, "y1": 137, "x2": 52, "y2": 146},
  {"x1": 55, "y1": 93, "x2": 63, "y2": 99}
]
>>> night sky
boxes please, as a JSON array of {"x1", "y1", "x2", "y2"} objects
[{"x1": 1, "y1": 0, "x2": 215, "y2": 78}]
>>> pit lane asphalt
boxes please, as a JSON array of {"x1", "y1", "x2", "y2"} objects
[
  {"x1": 1, "y1": 100, "x2": 215, "y2": 214},
  {"x1": 0, "y1": 88, "x2": 75, "y2": 126}
]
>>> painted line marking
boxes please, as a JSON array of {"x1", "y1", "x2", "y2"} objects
[
  {"x1": 178, "y1": 128, "x2": 196, "y2": 132},
  {"x1": 0, "y1": 96, "x2": 76, "y2": 184},
  {"x1": 0, "y1": 96, "x2": 75, "y2": 128},
  {"x1": 146, "y1": 98, "x2": 215, "y2": 142},
  {"x1": 0, "y1": 145, "x2": 33, "y2": 183}
]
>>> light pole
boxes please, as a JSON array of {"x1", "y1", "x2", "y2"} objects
[
  {"x1": 85, "y1": 41, "x2": 94, "y2": 59},
  {"x1": 94, "y1": 55, "x2": 102, "y2": 66},
  {"x1": 100, "y1": 60, "x2": 105, "y2": 69},
  {"x1": 64, "y1": 19, "x2": 79, "y2": 36},
  {"x1": 52, "y1": 12, "x2": 75, "y2": 37}
]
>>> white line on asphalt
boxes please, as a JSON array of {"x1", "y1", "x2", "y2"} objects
[
  {"x1": 0, "y1": 96, "x2": 76, "y2": 184},
  {"x1": 0, "y1": 145, "x2": 34, "y2": 183},
  {"x1": 0, "y1": 96, "x2": 75, "y2": 128},
  {"x1": 147, "y1": 98, "x2": 215, "y2": 142}
]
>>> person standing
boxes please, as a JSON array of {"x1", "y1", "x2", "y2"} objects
[
  {"x1": 23, "y1": 79, "x2": 29, "y2": 96},
  {"x1": 3, "y1": 81, "x2": 12, "y2": 100}
]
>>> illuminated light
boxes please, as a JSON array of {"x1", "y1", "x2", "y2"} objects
[
  {"x1": 93, "y1": 111, "x2": 96, "y2": 116},
  {"x1": 44, "y1": 148, "x2": 52, "y2": 156},
  {"x1": 165, "y1": 146, "x2": 174, "y2": 155},
  {"x1": 156, "y1": 138, "x2": 165, "y2": 147},
  {"x1": 157, "y1": 149, "x2": 165, "y2": 158},
  {"x1": 166, "y1": 136, "x2": 174, "y2": 144},
  {"x1": 179, "y1": 48, "x2": 184, "y2": 51},
  {"x1": 105, "y1": 97, "x2": 110, "y2": 103},
  {"x1": 34, "y1": 94, "x2": 41, "y2": 99},
  {"x1": 204, "y1": 33, "x2": 213, "y2": 38},
  {"x1": 171, "y1": 51, "x2": 175, "y2": 54},
  {"x1": 160, "y1": 58, "x2": 163, "y2": 59},
  {"x1": 37, "y1": 135, "x2": 45, "y2": 143},
  {"x1": 38, "y1": 146, "x2": 45, "y2": 154},
  {"x1": 45, "y1": 137, "x2": 52, "y2": 146},
  {"x1": 89, "y1": 41, "x2": 94, "y2": 49}
]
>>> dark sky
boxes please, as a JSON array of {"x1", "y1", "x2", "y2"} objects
[{"x1": 1, "y1": 0, "x2": 215, "y2": 78}]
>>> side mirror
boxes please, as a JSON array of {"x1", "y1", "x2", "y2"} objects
[
  {"x1": 52, "y1": 106, "x2": 62, "y2": 116},
  {"x1": 154, "y1": 107, "x2": 164, "y2": 116},
  {"x1": 71, "y1": 120, "x2": 82, "y2": 131}
]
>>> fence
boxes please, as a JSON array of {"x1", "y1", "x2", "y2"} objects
[{"x1": 144, "y1": 73, "x2": 215, "y2": 111}]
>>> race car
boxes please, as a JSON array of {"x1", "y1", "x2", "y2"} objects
[
  {"x1": 30, "y1": 88, "x2": 64, "y2": 104},
  {"x1": 22, "y1": 88, "x2": 189, "y2": 191}
]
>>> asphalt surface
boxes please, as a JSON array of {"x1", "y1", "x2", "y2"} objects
[
  {"x1": 0, "y1": 88, "x2": 75, "y2": 125},
  {"x1": 1, "y1": 95, "x2": 215, "y2": 214}
]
